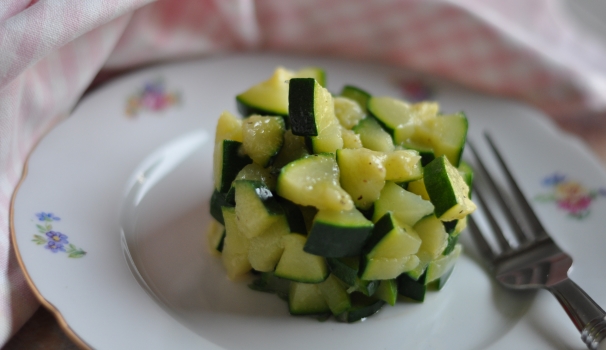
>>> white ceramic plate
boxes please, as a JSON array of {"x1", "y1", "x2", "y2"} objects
[{"x1": 11, "y1": 54, "x2": 606, "y2": 349}]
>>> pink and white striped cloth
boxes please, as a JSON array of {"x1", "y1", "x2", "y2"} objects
[{"x1": 2, "y1": 0, "x2": 606, "y2": 344}]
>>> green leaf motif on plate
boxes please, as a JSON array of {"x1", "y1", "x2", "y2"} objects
[
  {"x1": 32, "y1": 212, "x2": 87, "y2": 258},
  {"x1": 32, "y1": 235, "x2": 47, "y2": 245}
]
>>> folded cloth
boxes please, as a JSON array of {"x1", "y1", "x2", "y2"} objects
[{"x1": 2, "y1": 0, "x2": 606, "y2": 344}]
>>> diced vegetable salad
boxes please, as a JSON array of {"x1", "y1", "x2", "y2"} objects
[{"x1": 208, "y1": 67, "x2": 476, "y2": 322}]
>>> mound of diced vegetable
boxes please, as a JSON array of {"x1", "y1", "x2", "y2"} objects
[{"x1": 208, "y1": 67, "x2": 476, "y2": 322}]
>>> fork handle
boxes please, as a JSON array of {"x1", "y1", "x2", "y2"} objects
[{"x1": 548, "y1": 278, "x2": 606, "y2": 349}]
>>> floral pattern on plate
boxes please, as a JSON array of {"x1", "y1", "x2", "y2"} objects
[
  {"x1": 535, "y1": 173, "x2": 606, "y2": 219},
  {"x1": 397, "y1": 78, "x2": 435, "y2": 102},
  {"x1": 125, "y1": 78, "x2": 180, "y2": 117},
  {"x1": 32, "y1": 212, "x2": 87, "y2": 258}
]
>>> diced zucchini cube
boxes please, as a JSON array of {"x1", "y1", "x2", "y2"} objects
[
  {"x1": 304, "y1": 208, "x2": 374, "y2": 257},
  {"x1": 289, "y1": 78, "x2": 343, "y2": 153},
  {"x1": 336, "y1": 293, "x2": 385, "y2": 323},
  {"x1": 375, "y1": 279, "x2": 398, "y2": 306},
  {"x1": 234, "y1": 180, "x2": 284, "y2": 239},
  {"x1": 360, "y1": 212, "x2": 422, "y2": 280},
  {"x1": 275, "y1": 234, "x2": 329, "y2": 283},
  {"x1": 248, "y1": 216, "x2": 289, "y2": 272},
  {"x1": 317, "y1": 274, "x2": 351, "y2": 316},
  {"x1": 215, "y1": 110, "x2": 243, "y2": 143},
  {"x1": 277, "y1": 153, "x2": 353, "y2": 211},
  {"x1": 397, "y1": 271, "x2": 427, "y2": 302},
  {"x1": 407, "y1": 215, "x2": 449, "y2": 279},
  {"x1": 373, "y1": 181, "x2": 434, "y2": 227},
  {"x1": 340, "y1": 127, "x2": 363, "y2": 149},
  {"x1": 368, "y1": 96, "x2": 416, "y2": 139},
  {"x1": 213, "y1": 140, "x2": 252, "y2": 193},
  {"x1": 334, "y1": 96, "x2": 365, "y2": 129},
  {"x1": 234, "y1": 163, "x2": 277, "y2": 191},
  {"x1": 242, "y1": 115, "x2": 285, "y2": 167},
  {"x1": 207, "y1": 219, "x2": 225, "y2": 255},
  {"x1": 353, "y1": 117, "x2": 394, "y2": 153},
  {"x1": 384, "y1": 149, "x2": 423, "y2": 183},
  {"x1": 337, "y1": 148, "x2": 387, "y2": 210},
  {"x1": 221, "y1": 207, "x2": 251, "y2": 279},
  {"x1": 426, "y1": 244, "x2": 462, "y2": 284},
  {"x1": 424, "y1": 155, "x2": 476, "y2": 221},
  {"x1": 236, "y1": 67, "x2": 292, "y2": 117},
  {"x1": 339, "y1": 85, "x2": 371, "y2": 114},
  {"x1": 289, "y1": 282, "x2": 330, "y2": 315}
]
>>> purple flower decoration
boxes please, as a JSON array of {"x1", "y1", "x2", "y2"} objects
[
  {"x1": 398, "y1": 79, "x2": 435, "y2": 102},
  {"x1": 125, "y1": 78, "x2": 179, "y2": 117},
  {"x1": 143, "y1": 81, "x2": 164, "y2": 94},
  {"x1": 535, "y1": 173, "x2": 606, "y2": 220},
  {"x1": 542, "y1": 173, "x2": 566, "y2": 187},
  {"x1": 45, "y1": 231, "x2": 69, "y2": 244},
  {"x1": 36, "y1": 212, "x2": 60, "y2": 222},
  {"x1": 32, "y1": 212, "x2": 86, "y2": 258},
  {"x1": 45, "y1": 241, "x2": 65, "y2": 253}
]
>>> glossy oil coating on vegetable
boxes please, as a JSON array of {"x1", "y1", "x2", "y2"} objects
[{"x1": 208, "y1": 66, "x2": 476, "y2": 322}]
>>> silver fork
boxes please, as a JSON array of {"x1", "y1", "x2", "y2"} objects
[{"x1": 467, "y1": 134, "x2": 606, "y2": 350}]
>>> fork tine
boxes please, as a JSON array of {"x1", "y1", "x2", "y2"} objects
[
  {"x1": 467, "y1": 215, "x2": 496, "y2": 262},
  {"x1": 467, "y1": 140, "x2": 529, "y2": 244},
  {"x1": 471, "y1": 180, "x2": 512, "y2": 253},
  {"x1": 484, "y1": 133, "x2": 548, "y2": 240}
]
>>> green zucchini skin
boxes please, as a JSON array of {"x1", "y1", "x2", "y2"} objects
[
  {"x1": 235, "y1": 180, "x2": 283, "y2": 215},
  {"x1": 276, "y1": 197, "x2": 307, "y2": 235},
  {"x1": 234, "y1": 180, "x2": 285, "y2": 239},
  {"x1": 336, "y1": 293, "x2": 385, "y2": 323},
  {"x1": 289, "y1": 282, "x2": 330, "y2": 315},
  {"x1": 442, "y1": 234, "x2": 459, "y2": 255},
  {"x1": 249, "y1": 272, "x2": 290, "y2": 301},
  {"x1": 236, "y1": 97, "x2": 287, "y2": 119},
  {"x1": 218, "y1": 140, "x2": 253, "y2": 193},
  {"x1": 375, "y1": 279, "x2": 398, "y2": 306},
  {"x1": 423, "y1": 155, "x2": 473, "y2": 219},
  {"x1": 216, "y1": 231, "x2": 226, "y2": 252},
  {"x1": 305, "y1": 223, "x2": 372, "y2": 257},
  {"x1": 339, "y1": 85, "x2": 371, "y2": 113},
  {"x1": 403, "y1": 143, "x2": 435, "y2": 167},
  {"x1": 359, "y1": 212, "x2": 399, "y2": 281},
  {"x1": 326, "y1": 257, "x2": 359, "y2": 286},
  {"x1": 428, "y1": 265, "x2": 455, "y2": 290},
  {"x1": 304, "y1": 210, "x2": 374, "y2": 258},
  {"x1": 362, "y1": 212, "x2": 397, "y2": 254},
  {"x1": 352, "y1": 117, "x2": 394, "y2": 153},
  {"x1": 326, "y1": 257, "x2": 379, "y2": 296},
  {"x1": 397, "y1": 272, "x2": 427, "y2": 302},
  {"x1": 318, "y1": 274, "x2": 351, "y2": 316},
  {"x1": 210, "y1": 190, "x2": 235, "y2": 225},
  {"x1": 442, "y1": 220, "x2": 458, "y2": 234},
  {"x1": 289, "y1": 78, "x2": 318, "y2": 136},
  {"x1": 458, "y1": 160, "x2": 474, "y2": 198},
  {"x1": 432, "y1": 112, "x2": 468, "y2": 167}
]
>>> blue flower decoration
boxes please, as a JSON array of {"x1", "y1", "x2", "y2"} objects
[
  {"x1": 45, "y1": 231, "x2": 69, "y2": 244},
  {"x1": 32, "y1": 212, "x2": 86, "y2": 258},
  {"x1": 542, "y1": 173, "x2": 566, "y2": 187},
  {"x1": 45, "y1": 241, "x2": 65, "y2": 253},
  {"x1": 36, "y1": 212, "x2": 60, "y2": 222},
  {"x1": 144, "y1": 81, "x2": 164, "y2": 94}
]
